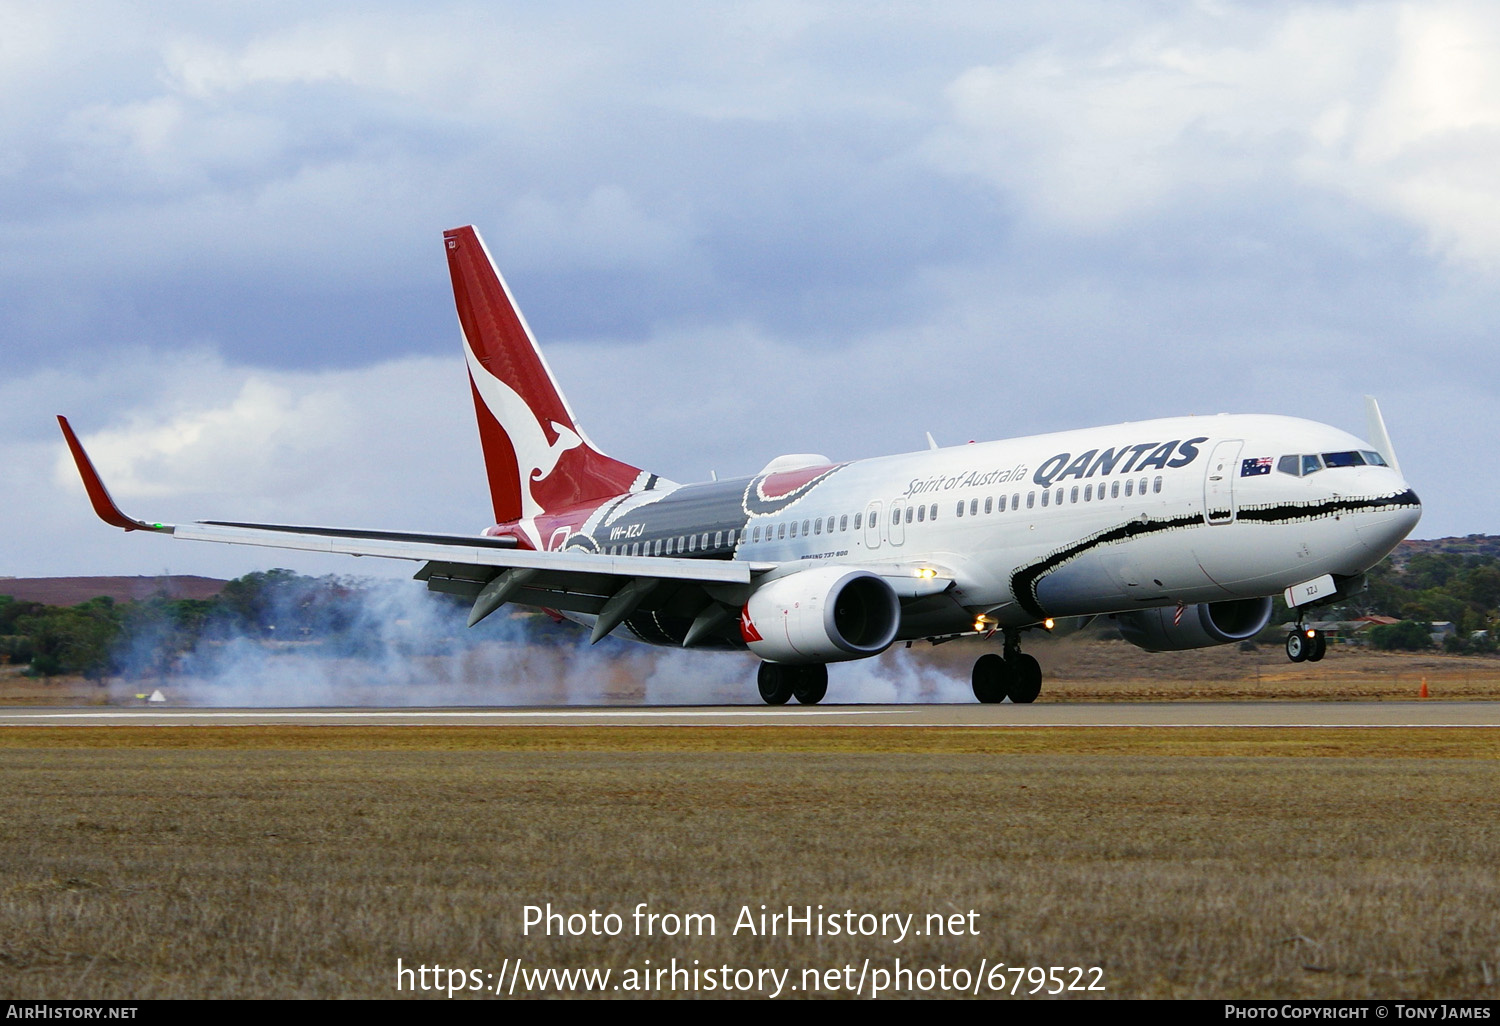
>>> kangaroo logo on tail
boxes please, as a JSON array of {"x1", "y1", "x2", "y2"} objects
[
  {"x1": 445, "y1": 226, "x2": 659, "y2": 540},
  {"x1": 463, "y1": 336, "x2": 583, "y2": 520}
]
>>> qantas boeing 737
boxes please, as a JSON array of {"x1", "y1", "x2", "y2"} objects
[{"x1": 59, "y1": 225, "x2": 1423, "y2": 704}]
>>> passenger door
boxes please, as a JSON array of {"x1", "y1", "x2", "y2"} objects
[{"x1": 1204, "y1": 440, "x2": 1243, "y2": 525}]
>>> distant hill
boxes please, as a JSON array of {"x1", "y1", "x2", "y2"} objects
[
  {"x1": 1394, "y1": 535, "x2": 1500, "y2": 565},
  {"x1": 0, "y1": 576, "x2": 227, "y2": 606}
]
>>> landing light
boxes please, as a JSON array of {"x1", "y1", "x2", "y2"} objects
[
  {"x1": 1043, "y1": 618, "x2": 1055, "y2": 631},
  {"x1": 1305, "y1": 629, "x2": 1316, "y2": 638},
  {"x1": 915, "y1": 568, "x2": 938, "y2": 579}
]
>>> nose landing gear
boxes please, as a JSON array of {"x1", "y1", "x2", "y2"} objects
[{"x1": 1285, "y1": 626, "x2": 1327, "y2": 663}]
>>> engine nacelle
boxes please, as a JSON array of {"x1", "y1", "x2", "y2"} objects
[
  {"x1": 742, "y1": 568, "x2": 900, "y2": 664},
  {"x1": 1114, "y1": 596, "x2": 1273, "y2": 652}
]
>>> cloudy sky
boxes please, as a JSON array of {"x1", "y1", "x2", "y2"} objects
[{"x1": 3, "y1": 0, "x2": 1496, "y2": 581}]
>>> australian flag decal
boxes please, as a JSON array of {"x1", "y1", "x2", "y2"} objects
[{"x1": 1241, "y1": 457, "x2": 1273, "y2": 477}]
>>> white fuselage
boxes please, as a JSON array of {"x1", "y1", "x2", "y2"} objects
[{"x1": 632, "y1": 413, "x2": 1421, "y2": 637}]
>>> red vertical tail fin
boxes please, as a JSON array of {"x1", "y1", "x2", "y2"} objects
[{"x1": 444, "y1": 226, "x2": 655, "y2": 526}]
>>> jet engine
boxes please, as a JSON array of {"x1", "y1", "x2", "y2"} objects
[
  {"x1": 1113, "y1": 596, "x2": 1273, "y2": 652},
  {"x1": 743, "y1": 568, "x2": 900, "y2": 664}
]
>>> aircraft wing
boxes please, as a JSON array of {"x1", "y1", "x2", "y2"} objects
[{"x1": 58, "y1": 416, "x2": 764, "y2": 640}]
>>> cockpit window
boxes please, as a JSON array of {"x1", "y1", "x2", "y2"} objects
[{"x1": 1280, "y1": 450, "x2": 1388, "y2": 475}]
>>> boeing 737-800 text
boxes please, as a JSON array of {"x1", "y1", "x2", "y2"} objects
[{"x1": 59, "y1": 225, "x2": 1423, "y2": 704}]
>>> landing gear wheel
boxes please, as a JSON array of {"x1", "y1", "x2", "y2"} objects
[
  {"x1": 1307, "y1": 630, "x2": 1327, "y2": 662},
  {"x1": 1285, "y1": 631, "x2": 1310, "y2": 663},
  {"x1": 1007, "y1": 654, "x2": 1042, "y2": 704},
  {"x1": 972, "y1": 653, "x2": 1007, "y2": 704},
  {"x1": 792, "y1": 665, "x2": 828, "y2": 705},
  {"x1": 757, "y1": 663, "x2": 793, "y2": 705}
]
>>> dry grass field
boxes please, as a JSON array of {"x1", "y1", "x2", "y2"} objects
[{"x1": 1, "y1": 726, "x2": 1498, "y2": 1000}]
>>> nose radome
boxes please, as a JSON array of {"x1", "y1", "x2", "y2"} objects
[{"x1": 1354, "y1": 490, "x2": 1421, "y2": 561}]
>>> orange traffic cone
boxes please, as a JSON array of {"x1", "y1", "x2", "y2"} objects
[{"x1": 1419, "y1": 678, "x2": 1429, "y2": 698}]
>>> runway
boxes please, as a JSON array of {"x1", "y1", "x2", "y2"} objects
[{"x1": 4, "y1": 701, "x2": 1500, "y2": 728}]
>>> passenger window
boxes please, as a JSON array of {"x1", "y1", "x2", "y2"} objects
[
  {"x1": 789, "y1": 521, "x2": 797, "y2": 538},
  {"x1": 956, "y1": 501, "x2": 964, "y2": 518},
  {"x1": 1054, "y1": 489, "x2": 1063, "y2": 506},
  {"x1": 666, "y1": 537, "x2": 675, "y2": 554},
  {"x1": 687, "y1": 535, "x2": 696, "y2": 552},
  {"x1": 929, "y1": 504, "x2": 937, "y2": 520},
  {"x1": 802, "y1": 520, "x2": 810, "y2": 535},
  {"x1": 970, "y1": 498, "x2": 978, "y2": 516},
  {"x1": 854, "y1": 513, "x2": 863, "y2": 530},
  {"x1": 917, "y1": 505, "x2": 926, "y2": 523},
  {"x1": 701, "y1": 533, "x2": 709, "y2": 549},
  {"x1": 714, "y1": 531, "x2": 723, "y2": 547},
  {"x1": 839, "y1": 515, "x2": 848, "y2": 531},
  {"x1": 998, "y1": 495, "x2": 1007, "y2": 512},
  {"x1": 1070, "y1": 486, "x2": 1078, "y2": 503},
  {"x1": 739, "y1": 528, "x2": 747, "y2": 544},
  {"x1": 1111, "y1": 482, "x2": 1119, "y2": 498},
  {"x1": 632, "y1": 543, "x2": 640, "y2": 556},
  {"x1": 1125, "y1": 480, "x2": 1133, "y2": 497},
  {"x1": 778, "y1": 523, "x2": 786, "y2": 539},
  {"x1": 814, "y1": 518, "x2": 822, "y2": 535},
  {"x1": 655, "y1": 539, "x2": 664, "y2": 556},
  {"x1": 984, "y1": 496, "x2": 993, "y2": 514},
  {"x1": 752, "y1": 525, "x2": 760, "y2": 542},
  {"x1": 1139, "y1": 477, "x2": 1147, "y2": 495},
  {"x1": 1026, "y1": 492, "x2": 1035, "y2": 509},
  {"x1": 1153, "y1": 476, "x2": 1162, "y2": 493},
  {"x1": 906, "y1": 507, "x2": 914, "y2": 524},
  {"x1": 1012, "y1": 493, "x2": 1020, "y2": 509},
  {"x1": 1084, "y1": 484, "x2": 1092, "y2": 501},
  {"x1": 1041, "y1": 490, "x2": 1050, "y2": 507},
  {"x1": 869, "y1": 512, "x2": 877, "y2": 528}
]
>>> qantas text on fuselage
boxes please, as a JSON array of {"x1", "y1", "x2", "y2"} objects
[{"x1": 58, "y1": 225, "x2": 1421, "y2": 704}]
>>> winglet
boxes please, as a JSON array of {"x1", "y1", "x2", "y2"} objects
[
  {"x1": 56, "y1": 416, "x2": 170, "y2": 533},
  {"x1": 1363, "y1": 396, "x2": 1402, "y2": 476}
]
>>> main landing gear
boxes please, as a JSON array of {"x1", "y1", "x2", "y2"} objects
[
  {"x1": 757, "y1": 662, "x2": 828, "y2": 705},
  {"x1": 971, "y1": 631, "x2": 1043, "y2": 704},
  {"x1": 1285, "y1": 626, "x2": 1327, "y2": 663}
]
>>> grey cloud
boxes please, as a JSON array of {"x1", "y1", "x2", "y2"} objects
[{"x1": 1, "y1": 1, "x2": 1496, "y2": 580}]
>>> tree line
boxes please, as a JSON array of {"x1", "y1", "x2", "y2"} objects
[
  {"x1": 3, "y1": 541, "x2": 1497, "y2": 678},
  {"x1": 1358, "y1": 546, "x2": 1500, "y2": 652},
  {"x1": 0, "y1": 569, "x2": 547, "y2": 682}
]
